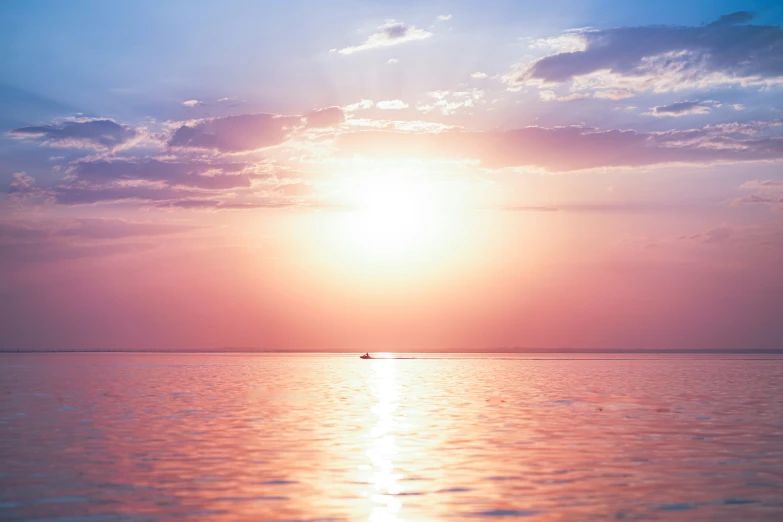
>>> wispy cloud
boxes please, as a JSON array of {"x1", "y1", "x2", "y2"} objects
[
  {"x1": 333, "y1": 20, "x2": 432, "y2": 55},
  {"x1": 336, "y1": 122, "x2": 783, "y2": 171},
  {"x1": 1, "y1": 218, "x2": 199, "y2": 241},
  {"x1": 539, "y1": 90, "x2": 590, "y2": 102},
  {"x1": 344, "y1": 100, "x2": 374, "y2": 112},
  {"x1": 69, "y1": 159, "x2": 257, "y2": 189},
  {"x1": 376, "y1": 100, "x2": 409, "y2": 110},
  {"x1": 417, "y1": 90, "x2": 484, "y2": 114},
  {"x1": 9, "y1": 119, "x2": 139, "y2": 150},
  {"x1": 649, "y1": 100, "x2": 717, "y2": 117},
  {"x1": 305, "y1": 107, "x2": 345, "y2": 128}
]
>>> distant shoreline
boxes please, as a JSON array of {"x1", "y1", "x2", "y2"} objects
[{"x1": 2, "y1": 349, "x2": 783, "y2": 354}]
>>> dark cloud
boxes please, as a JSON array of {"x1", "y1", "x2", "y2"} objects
[
  {"x1": 384, "y1": 22, "x2": 410, "y2": 39},
  {"x1": 708, "y1": 11, "x2": 754, "y2": 27},
  {"x1": 518, "y1": 15, "x2": 783, "y2": 87},
  {"x1": 168, "y1": 113, "x2": 301, "y2": 152},
  {"x1": 651, "y1": 100, "x2": 713, "y2": 116},
  {"x1": 71, "y1": 160, "x2": 254, "y2": 189},
  {"x1": 9, "y1": 119, "x2": 138, "y2": 149},
  {"x1": 306, "y1": 107, "x2": 345, "y2": 128},
  {"x1": 335, "y1": 123, "x2": 783, "y2": 171}
]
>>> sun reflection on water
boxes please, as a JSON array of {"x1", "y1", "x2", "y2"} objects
[{"x1": 367, "y1": 359, "x2": 403, "y2": 522}]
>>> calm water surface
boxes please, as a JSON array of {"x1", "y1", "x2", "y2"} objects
[{"x1": 1, "y1": 353, "x2": 782, "y2": 521}]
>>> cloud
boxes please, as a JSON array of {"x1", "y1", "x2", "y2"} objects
[
  {"x1": 501, "y1": 202, "x2": 686, "y2": 213},
  {"x1": 182, "y1": 99, "x2": 203, "y2": 107},
  {"x1": 528, "y1": 31, "x2": 588, "y2": 54},
  {"x1": 0, "y1": 218, "x2": 200, "y2": 264},
  {"x1": 376, "y1": 100, "x2": 409, "y2": 110},
  {"x1": 9, "y1": 119, "x2": 139, "y2": 150},
  {"x1": 8, "y1": 172, "x2": 35, "y2": 192},
  {"x1": 344, "y1": 100, "x2": 374, "y2": 112},
  {"x1": 740, "y1": 179, "x2": 783, "y2": 189},
  {"x1": 7, "y1": 158, "x2": 275, "y2": 207},
  {"x1": 502, "y1": 205, "x2": 561, "y2": 212},
  {"x1": 50, "y1": 186, "x2": 202, "y2": 205},
  {"x1": 305, "y1": 107, "x2": 345, "y2": 128},
  {"x1": 0, "y1": 241, "x2": 156, "y2": 263},
  {"x1": 677, "y1": 224, "x2": 783, "y2": 250},
  {"x1": 650, "y1": 100, "x2": 715, "y2": 117},
  {"x1": 343, "y1": 117, "x2": 454, "y2": 133},
  {"x1": 334, "y1": 20, "x2": 433, "y2": 55},
  {"x1": 1, "y1": 218, "x2": 198, "y2": 241},
  {"x1": 507, "y1": 13, "x2": 783, "y2": 93},
  {"x1": 733, "y1": 179, "x2": 783, "y2": 208},
  {"x1": 335, "y1": 122, "x2": 783, "y2": 171},
  {"x1": 168, "y1": 113, "x2": 301, "y2": 152},
  {"x1": 540, "y1": 88, "x2": 633, "y2": 101},
  {"x1": 593, "y1": 89, "x2": 634, "y2": 100},
  {"x1": 21, "y1": 183, "x2": 302, "y2": 209},
  {"x1": 436, "y1": 14, "x2": 452, "y2": 22},
  {"x1": 69, "y1": 159, "x2": 255, "y2": 189},
  {"x1": 733, "y1": 193, "x2": 780, "y2": 205},
  {"x1": 154, "y1": 199, "x2": 295, "y2": 211},
  {"x1": 7, "y1": 158, "x2": 310, "y2": 208},
  {"x1": 417, "y1": 90, "x2": 484, "y2": 114},
  {"x1": 539, "y1": 90, "x2": 590, "y2": 102},
  {"x1": 471, "y1": 72, "x2": 488, "y2": 79},
  {"x1": 688, "y1": 226, "x2": 733, "y2": 244},
  {"x1": 387, "y1": 58, "x2": 399, "y2": 64},
  {"x1": 708, "y1": 11, "x2": 754, "y2": 27}
]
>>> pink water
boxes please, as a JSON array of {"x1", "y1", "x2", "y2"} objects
[{"x1": 1, "y1": 353, "x2": 782, "y2": 521}]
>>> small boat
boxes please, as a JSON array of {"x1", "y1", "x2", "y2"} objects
[{"x1": 360, "y1": 353, "x2": 372, "y2": 359}]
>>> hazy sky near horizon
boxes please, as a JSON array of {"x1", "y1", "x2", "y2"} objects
[{"x1": 2, "y1": 0, "x2": 783, "y2": 351}]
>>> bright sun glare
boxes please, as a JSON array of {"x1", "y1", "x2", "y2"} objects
[{"x1": 340, "y1": 165, "x2": 445, "y2": 258}]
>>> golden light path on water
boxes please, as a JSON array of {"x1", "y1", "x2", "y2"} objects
[{"x1": 366, "y1": 356, "x2": 402, "y2": 521}]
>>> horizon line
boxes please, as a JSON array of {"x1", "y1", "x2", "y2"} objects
[{"x1": 2, "y1": 348, "x2": 783, "y2": 354}]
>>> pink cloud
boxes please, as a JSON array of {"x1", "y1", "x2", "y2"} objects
[
  {"x1": 168, "y1": 113, "x2": 301, "y2": 152},
  {"x1": 335, "y1": 123, "x2": 783, "y2": 171}
]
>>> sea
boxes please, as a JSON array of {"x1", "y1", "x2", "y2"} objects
[{"x1": 1, "y1": 352, "x2": 782, "y2": 521}]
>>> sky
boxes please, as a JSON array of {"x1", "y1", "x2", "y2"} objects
[{"x1": 1, "y1": 0, "x2": 783, "y2": 352}]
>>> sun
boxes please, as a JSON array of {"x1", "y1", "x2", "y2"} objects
[{"x1": 334, "y1": 163, "x2": 449, "y2": 261}]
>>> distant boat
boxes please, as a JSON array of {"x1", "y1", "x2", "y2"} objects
[{"x1": 360, "y1": 353, "x2": 372, "y2": 359}]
